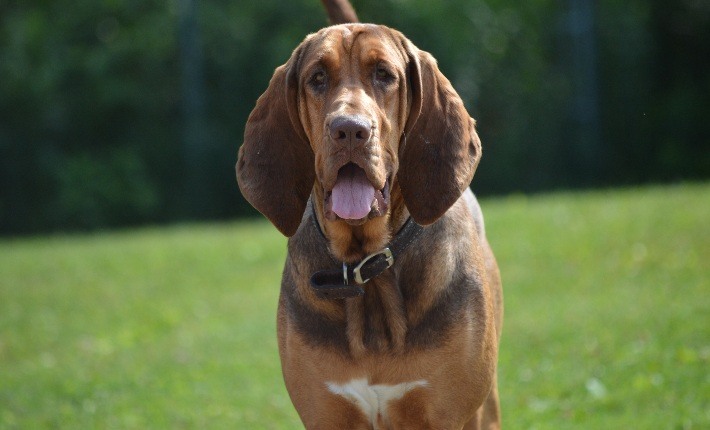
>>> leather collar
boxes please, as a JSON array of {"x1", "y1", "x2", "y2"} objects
[{"x1": 309, "y1": 210, "x2": 424, "y2": 300}]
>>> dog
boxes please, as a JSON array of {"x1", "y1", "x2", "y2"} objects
[{"x1": 236, "y1": 1, "x2": 503, "y2": 428}]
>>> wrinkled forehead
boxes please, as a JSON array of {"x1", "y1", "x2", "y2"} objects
[{"x1": 299, "y1": 24, "x2": 405, "y2": 72}]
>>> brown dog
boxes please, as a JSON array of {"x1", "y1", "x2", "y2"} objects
[{"x1": 236, "y1": 3, "x2": 503, "y2": 428}]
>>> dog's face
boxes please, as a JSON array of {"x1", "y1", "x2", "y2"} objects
[
  {"x1": 237, "y1": 24, "x2": 482, "y2": 240},
  {"x1": 297, "y1": 25, "x2": 407, "y2": 226}
]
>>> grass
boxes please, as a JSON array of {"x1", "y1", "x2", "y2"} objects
[{"x1": 1, "y1": 183, "x2": 708, "y2": 429}]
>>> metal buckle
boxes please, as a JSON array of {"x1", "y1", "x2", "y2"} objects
[{"x1": 352, "y1": 248, "x2": 394, "y2": 285}]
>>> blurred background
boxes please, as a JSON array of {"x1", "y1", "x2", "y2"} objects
[{"x1": 1, "y1": 0, "x2": 708, "y2": 236}]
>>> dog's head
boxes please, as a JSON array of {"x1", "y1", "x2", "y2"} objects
[{"x1": 237, "y1": 24, "x2": 481, "y2": 241}]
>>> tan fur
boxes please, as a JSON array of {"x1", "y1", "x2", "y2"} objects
[{"x1": 238, "y1": 22, "x2": 502, "y2": 429}]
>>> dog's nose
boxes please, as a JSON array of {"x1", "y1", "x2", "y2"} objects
[{"x1": 329, "y1": 116, "x2": 371, "y2": 144}]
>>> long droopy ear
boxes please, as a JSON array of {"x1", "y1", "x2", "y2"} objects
[
  {"x1": 398, "y1": 46, "x2": 482, "y2": 226},
  {"x1": 236, "y1": 48, "x2": 315, "y2": 236}
]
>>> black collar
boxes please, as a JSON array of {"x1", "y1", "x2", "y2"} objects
[{"x1": 309, "y1": 211, "x2": 424, "y2": 300}]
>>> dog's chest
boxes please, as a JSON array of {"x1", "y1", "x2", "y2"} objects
[{"x1": 326, "y1": 378, "x2": 428, "y2": 426}]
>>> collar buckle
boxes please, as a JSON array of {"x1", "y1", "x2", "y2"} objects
[{"x1": 352, "y1": 247, "x2": 394, "y2": 285}]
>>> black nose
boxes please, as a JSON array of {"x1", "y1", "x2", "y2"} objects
[{"x1": 329, "y1": 116, "x2": 372, "y2": 144}]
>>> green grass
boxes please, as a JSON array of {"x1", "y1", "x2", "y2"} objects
[{"x1": 1, "y1": 183, "x2": 708, "y2": 429}]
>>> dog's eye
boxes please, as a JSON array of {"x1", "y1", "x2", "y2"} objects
[
  {"x1": 374, "y1": 66, "x2": 395, "y2": 85},
  {"x1": 309, "y1": 70, "x2": 327, "y2": 90}
]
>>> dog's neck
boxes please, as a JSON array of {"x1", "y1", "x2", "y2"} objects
[
  {"x1": 311, "y1": 182, "x2": 412, "y2": 357},
  {"x1": 312, "y1": 182, "x2": 408, "y2": 262}
]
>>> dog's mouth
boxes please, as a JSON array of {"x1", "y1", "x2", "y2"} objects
[{"x1": 324, "y1": 163, "x2": 390, "y2": 225}]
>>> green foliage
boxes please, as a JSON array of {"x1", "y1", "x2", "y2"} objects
[
  {"x1": 0, "y1": 184, "x2": 708, "y2": 428},
  {"x1": 1, "y1": 0, "x2": 708, "y2": 234},
  {"x1": 0, "y1": 0, "x2": 181, "y2": 233},
  {"x1": 55, "y1": 149, "x2": 158, "y2": 228}
]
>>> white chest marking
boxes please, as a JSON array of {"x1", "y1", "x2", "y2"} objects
[{"x1": 326, "y1": 378, "x2": 428, "y2": 424}]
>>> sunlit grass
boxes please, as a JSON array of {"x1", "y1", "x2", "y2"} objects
[
  {"x1": 487, "y1": 184, "x2": 709, "y2": 429},
  {"x1": 1, "y1": 183, "x2": 708, "y2": 429}
]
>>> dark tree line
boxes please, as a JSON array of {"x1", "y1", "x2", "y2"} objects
[{"x1": 1, "y1": 0, "x2": 708, "y2": 235}]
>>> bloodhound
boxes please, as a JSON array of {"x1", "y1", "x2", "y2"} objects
[{"x1": 236, "y1": 2, "x2": 503, "y2": 428}]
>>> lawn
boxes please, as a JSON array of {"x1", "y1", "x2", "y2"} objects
[{"x1": 1, "y1": 183, "x2": 708, "y2": 429}]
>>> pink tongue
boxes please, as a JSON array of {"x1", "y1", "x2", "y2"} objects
[{"x1": 331, "y1": 164, "x2": 376, "y2": 220}]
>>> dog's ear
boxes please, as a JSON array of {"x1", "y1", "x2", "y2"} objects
[
  {"x1": 236, "y1": 46, "x2": 314, "y2": 237},
  {"x1": 398, "y1": 46, "x2": 482, "y2": 226}
]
